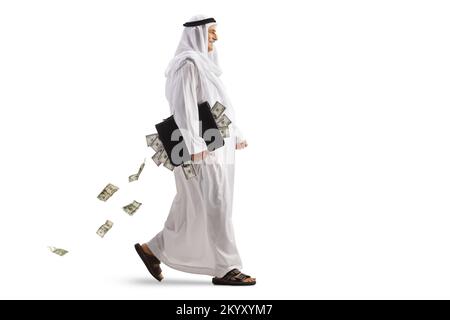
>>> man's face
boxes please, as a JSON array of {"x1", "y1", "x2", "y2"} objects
[{"x1": 208, "y1": 25, "x2": 218, "y2": 52}]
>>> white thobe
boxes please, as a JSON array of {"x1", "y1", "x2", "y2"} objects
[{"x1": 147, "y1": 59, "x2": 243, "y2": 278}]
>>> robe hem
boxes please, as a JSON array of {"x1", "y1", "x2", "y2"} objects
[{"x1": 147, "y1": 239, "x2": 242, "y2": 278}]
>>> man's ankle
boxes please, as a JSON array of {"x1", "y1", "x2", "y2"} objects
[{"x1": 141, "y1": 244, "x2": 154, "y2": 256}]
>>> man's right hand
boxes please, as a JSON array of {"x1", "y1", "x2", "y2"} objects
[{"x1": 191, "y1": 150, "x2": 209, "y2": 162}]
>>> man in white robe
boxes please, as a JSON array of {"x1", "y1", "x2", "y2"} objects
[{"x1": 135, "y1": 15, "x2": 255, "y2": 285}]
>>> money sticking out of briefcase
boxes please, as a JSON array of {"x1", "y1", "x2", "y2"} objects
[{"x1": 155, "y1": 101, "x2": 228, "y2": 167}]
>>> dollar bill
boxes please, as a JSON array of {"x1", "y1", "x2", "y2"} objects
[
  {"x1": 129, "y1": 161, "x2": 145, "y2": 182},
  {"x1": 123, "y1": 200, "x2": 142, "y2": 216},
  {"x1": 211, "y1": 101, "x2": 226, "y2": 119},
  {"x1": 150, "y1": 136, "x2": 164, "y2": 152},
  {"x1": 146, "y1": 133, "x2": 158, "y2": 147},
  {"x1": 182, "y1": 162, "x2": 197, "y2": 179},
  {"x1": 152, "y1": 149, "x2": 164, "y2": 166},
  {"x1": 97, "y1": 183, "x2": 119, "y2": 201},
  {"x1": 216, "y1": 114, "x2": 232, "y2": 128},
  {"x1": 163, "y1": 158, "x2": 175, "y2": 171},
  {"x1": 48, "y1": 246, "x2": 68, "y2": 256},
  {"x1": 158, "y1": 149, "x2": 169, "y2": 164},
  {"x1": 97, "y1": 220, "x2": 113, "y2": 238},
  {"x1": 218, "y1": 126, "x2": 230, "y2": 138}
]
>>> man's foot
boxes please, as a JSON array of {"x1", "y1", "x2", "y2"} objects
[
  {"x1": 212, "y1": 269, "x2": 256, "y2": 286},
  {"x1": 134, "y1": 243, "x2": 164, "y2": 282},
  {"x1": 141, "y1": 243, "x2": 154, "y2": 256}
]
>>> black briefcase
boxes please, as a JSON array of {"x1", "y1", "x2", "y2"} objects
[{"x1": 155, "y1": 101, "x2": 225, "y2": 167}]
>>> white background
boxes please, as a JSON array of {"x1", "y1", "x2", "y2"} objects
[{"x1": 1, "y1": 0, "x2": 450, "y2": 299}]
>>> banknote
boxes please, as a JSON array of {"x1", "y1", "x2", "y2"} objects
[
  {"x1": 97, "y1": 220, "x2": 113, "y2": 238},
  {"x1": 123, "y1": 200, "x2": 142, "y2": 216},
  {"x1": 182, "y1": 162, "x2": 197, "y2": 179},
  {"x1": 218, "y1": 126, "x2": 230, "y2": 138},
  {"x1": 158, "y1": 149, "x2": 169, "y2": 164},
  {"x1": 48, "y1": 247, "x2": 68, "y2": 256},
  {"x1": 97, "y1": 183, "x2": 119, "y2": 201},
  {"x1": 211, "y1": 101, "x2": 226, "y2": 119},
  {"x1": 129, "y1": 161, "x2": 145, "y2": 182},
  {"x1": 152, "y1": 149, "x2": 164, "y2": 166},
  {"x1": 146, "y1": 133, "x2": 158, "y2": 147},
  {"x1": 163, "y1": 158, "x2": 175, "y2": 171},
  {"x1": 216, "y1": 114, "x2": 232, "y2": 128},
  {"x1": 150, "y1": 136, "x2": 164, "y2": 152}
]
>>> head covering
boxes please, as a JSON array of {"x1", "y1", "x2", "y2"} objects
[
  {"x1": 165, "y1": 14, "x2": 221, "y2": 79},
  {"x1": 183, "y1": 17, "x2": 216, "y2": 27},
  {"x1": 164, "y1": 14, "x2": 243, "y2": 139}
]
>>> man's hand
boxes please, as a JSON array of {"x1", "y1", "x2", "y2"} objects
[
  {"x1": 236, "y1": 140, "x2": 248, "y2": 150},
  {"x1": 191, "y1": 150, "x2": 209, "y2": 161}
]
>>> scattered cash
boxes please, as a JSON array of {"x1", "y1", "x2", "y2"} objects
[
  {"x1": 218, "y1": 126, "x2": 230, "y2": 138},
  {"x1": 97, "y1": 183, "x2": 119, "y2": 202},
  {"x1": 146, "y1": 133, "x2": 158, "y2": 147},
  {"x1": 97, "y1": 220, "x2": 114, "y2": 238},
  {"x1": 163, "y1": 158, "x2": 175, "y2": 171},
  {"x1": 48, "y1": 247, "x2": 68, "y2": 256},
  {"x1": 216, "y1": 114, "x2": 232, "y2": 128},
  {"x1": 182, "y1": 162, "x2": 197, "y2": 179},
  {"x1": 152, "y1": 149, "x2": 164, "y2": 166},
  {"x1": 211, "y1": 101, "x2": 226, "y2": 119},
  {"x1": 158, "y1": 149, "x2": 169, "y2": 164},
  {"x1": 150, "y1": 136, "x2": 164, "y2": 152},
  {"x1": 123, "y1": 200, "x2": 142, "y2": 216},
  {"x1": 147, "y1": 101, "x2": 229, "y2": 179},
  {"x1": 129, "y1": 161, "x2": 145, "y2": 182}
]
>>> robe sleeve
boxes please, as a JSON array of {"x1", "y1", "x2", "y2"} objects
[{"x1": 172, "y1": 61, "x2": 208, "y2": 155}]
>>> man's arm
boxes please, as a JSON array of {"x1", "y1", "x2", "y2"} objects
[{"x1": 172, "y1": 60, "x2": 208, "y2": 159}]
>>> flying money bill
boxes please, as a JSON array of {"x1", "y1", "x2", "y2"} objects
[
  {"x1": 146, "y1": 133, "x2": 158, "y2": 147},
  {"x1": 48, "y1": 246, "x2": 68, "y2": 256},
  {"x1": 211, "y1": 101, "x2": 226, "y2": 119},
  {"x1": 158, "y1": 149, "x2": 169, "y2": 164},
  {"x1": 97, "y1": 220, "x2": 113, "y2": 238},
  {"x1": 218, "y1": 126, "x2": 230, "y2": 138},
  {"x1": 150, "y1": 137, "x2": 164, "y2": 152},
  {"x1": 152, "y1": 149, "x2": 164, "y2": 166},
  {"x1": 163, "y1": 158, "x2": 175, "y2": 171},
  {"x1": 182, "y1": 162, "x2": 197, "y2": 179},
  {"x1": 123, "y1": 200, "x2": 142, "y2": 216},
  {"x1": 97, "y1": 183, "x2": 119, "y2": 201},
  {"x1": 216, "y1": 114, "x2": 232, "y2": 128},
  {"x1": 129, "y1": 161, "x2": 145, "y2": 182}
]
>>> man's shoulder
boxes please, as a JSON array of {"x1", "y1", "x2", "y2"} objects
[
  {"x1": 168, "y1": 56, "x2": 201, "y2": 81},
  {"x1": 179, "y1": 58, "x2": 197, "y2": 71}
]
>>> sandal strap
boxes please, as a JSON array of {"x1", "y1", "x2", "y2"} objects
[
  {"x1": 145, "y1": 254, "x2": 162, "y2": 274},
  {"x1": 219, "y1": 269, "x2": 252, "y2": 282},
  {"x1": 146, "y1": 254, "x2": 161, "y2": 265},
  {"x1": 222, "y1": 268, "x2": 241, "y2": 280},
  {"x1": 235, "y1": 273, "x2": 248, "y2": 280}
]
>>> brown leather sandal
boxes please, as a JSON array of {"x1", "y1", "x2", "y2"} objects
[
  {"x1": 134, "y1": 243, "x2": 163, "y2": 282},
  {"x1": 212, "y1": 268, "x2": 256, "y2": 286}
]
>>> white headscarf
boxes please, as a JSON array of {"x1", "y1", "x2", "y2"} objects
[
  {"x1": 164, "y1": 14, "x2": 244, "y2": 141},
  {"x1": 165, "y1": 14, "x2": 221, "y2": 79}
]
